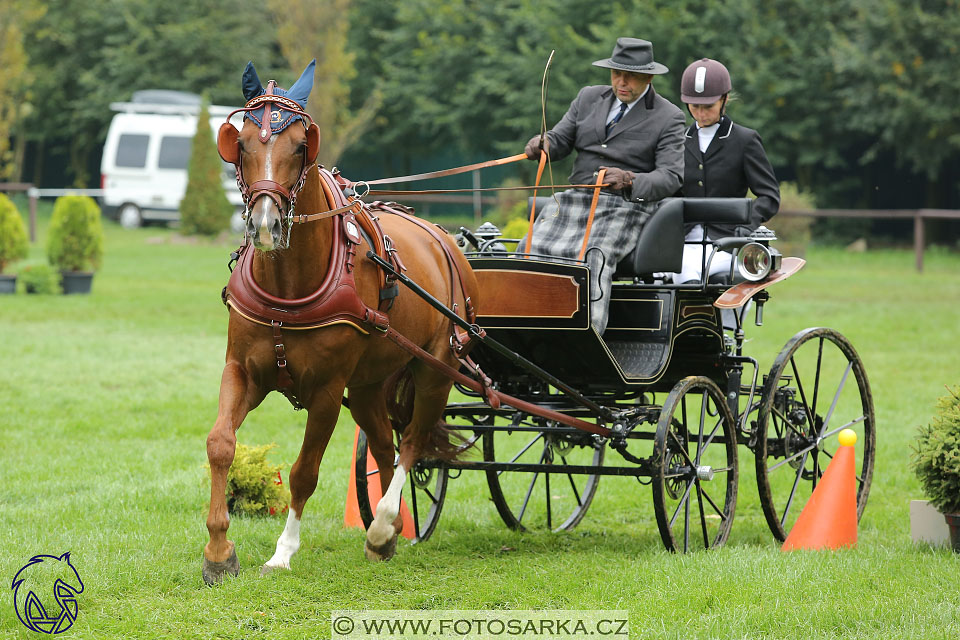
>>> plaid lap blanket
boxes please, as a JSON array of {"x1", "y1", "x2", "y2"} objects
[{"x1": 524, "y1": 189, "x2": 654, "y2": 333}]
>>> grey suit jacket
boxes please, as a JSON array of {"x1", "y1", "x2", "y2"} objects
[{"x1": 545, "y1": 84, "x2": 685, "y2": 203}]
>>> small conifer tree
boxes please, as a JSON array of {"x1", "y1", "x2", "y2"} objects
[
  {"x1": 0, "y1": 193, "x2": 28, "y2": 273},
  {"x1": 180, "y1": 101, "x2": 232, "y2": 236}
]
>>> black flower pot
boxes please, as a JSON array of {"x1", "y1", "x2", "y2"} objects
[
  {"x1": 0, "y1": 274, "x2": 15, "y2": 294},
  {"x1": 61, "y1": 271, "x2": 94, "y2": 295},
  {"x1": 945, "y1": 513, "x2": 960, "y2": 552}
]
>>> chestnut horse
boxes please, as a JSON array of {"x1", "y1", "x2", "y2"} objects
[{"x1": 202, "y1": 61, "x2": 478, "y2": 584}]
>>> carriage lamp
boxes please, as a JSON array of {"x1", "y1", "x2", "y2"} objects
[
  {"x1": 475, "y1": 221, "x2": 508, "y2": 253},
  {"x1": 735, "y1": 242, "x2": 782, "y2": 282}
]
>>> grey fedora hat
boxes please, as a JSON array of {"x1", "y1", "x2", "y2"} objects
[{"x1": 592, "y1": 37, "x2": 669, "y2": 75}]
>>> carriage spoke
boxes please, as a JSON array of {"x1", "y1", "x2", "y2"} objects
[
  {"x1": 780, "y1": 450, "x2": 810, "y2": 527},
  {"x1": 811, "y1": 337, "x2": 824, "y2": 420},
  {"x1": 497, "y1": 433, "x2": 544, "y2": 478},
  {"x1": 697, "y1": 483, "x2": 726, "y2": 520},
  {"x1": 561, "y1": 455, "x2": 584, "y2": 507},
  {"x1": 517, "y1": 447, "x2": 548, "y2": 524},
  {"x1": 789, "y1": 356, "x2": 817, "y2": 435},
  {"x1": 697, "y1": 482, "x2": 709, "y2": 548},
  {"x1": 818, "y1": 362, "x2": 853, "y2": 438},
  {"x1": 696, "y1": 390, "x2": 707, "y2": 464},
  {"x1": 669, "y1": 479, "x2": 695, "y2": 528}
]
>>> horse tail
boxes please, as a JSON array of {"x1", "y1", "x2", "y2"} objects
[
  {"x1": 384, "y1": 366, "x2": 415, "y2": 435},
  {"x1": 383, "y1": 365, "x2": 473, "y2": 462}
]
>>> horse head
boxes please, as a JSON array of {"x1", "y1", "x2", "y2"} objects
[{"x1": 218, "y1": 60, "x2": 321, "y2": 250}]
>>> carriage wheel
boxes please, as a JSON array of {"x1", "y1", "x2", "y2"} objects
[
  {"x1": 652, "y1": 376, "x2": 738, "y2": 552},
  {"x1": 755, "y1": 327, "x2": 875, "y2": 542},
  {"x1": 483, "y1": 421, "x2": 604, "y2": 532},
  {"x1": 354, "y1": 429, "x2": 448, "y2": 543}
]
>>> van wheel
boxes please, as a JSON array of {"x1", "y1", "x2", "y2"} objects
[{"x1": 119, "y1": 204, "x2": 142, "y2": 229}]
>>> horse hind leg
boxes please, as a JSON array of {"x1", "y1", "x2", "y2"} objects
[
  {"x1": 261, "y1": 387, "x2": 342, "y2": 575},
  {"x1": 347, "y1": 383, "x2": 404, "y2": 562},
  {"x1": 365, "y1": 366, "x2": 456, "y2": 562}
]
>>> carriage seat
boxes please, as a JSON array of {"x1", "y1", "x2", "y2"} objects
[{"x1": 525, "y1": 197, "x2": 753, "y2": 280}]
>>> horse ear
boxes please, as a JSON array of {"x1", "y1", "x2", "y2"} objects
[
  {"x1": 305, "y1": 123, "x2": 321, "y2": 163},
  {"x1": 242, "y1": 61, "x2": 263, "y2": 100},
  {"x1": 217, "y1": 123, "x2": 240, "y2": 165},
  {"x1": 287, "y1": 59, "x2": 316, "y2": 108}
]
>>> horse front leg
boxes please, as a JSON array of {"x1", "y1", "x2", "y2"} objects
[
  {"x1": 202, "y1": 361, "x2": 262, "y2": 585},
  {"x1": 262, "y1": 385, "x2": 343, "y2": 575}
]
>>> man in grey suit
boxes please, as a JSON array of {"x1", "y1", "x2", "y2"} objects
[{"x1": 523, "y1": 37, "x2": 685, "y2": 334}]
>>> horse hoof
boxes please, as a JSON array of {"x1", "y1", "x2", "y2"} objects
[
  {"x1": 364, "y1": 535, "x2": 398, "y2": 562},
  {"x1": 202, "y1": 549, "x2": 240, "y2": 585}
]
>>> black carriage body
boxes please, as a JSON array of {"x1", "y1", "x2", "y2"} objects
[{"x1": 467, "y1": 256, "x2": 727, "y2": 398}]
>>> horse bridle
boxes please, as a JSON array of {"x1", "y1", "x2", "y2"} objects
[{"x1": 223, "y1": 81, "x2": 316, "y2": 244}]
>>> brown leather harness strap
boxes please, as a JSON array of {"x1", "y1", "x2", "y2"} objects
[
  {"x1": 368, "y1": 183, "x2": 610, "y2": 196},
  {"x1": 271, "y1": 320, "x2": 304, "y2": 410},
  {"x1": 362, "y1": 153, "x2": 527, "y2": 186},
  {"x1": 577, "y1": 169, "x2": 606, "y2": 261}
]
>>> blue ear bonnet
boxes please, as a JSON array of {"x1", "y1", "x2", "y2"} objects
[{"x1": 241, "y1": 59, "x2": 316, "y2": 133}]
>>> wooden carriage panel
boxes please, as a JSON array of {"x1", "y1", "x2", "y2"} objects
[
  {"x1": 468, "y1": 257, "x2": 590, "y2": 330},
  {"x1": 474, "y1": 269, "x2": 580, "y2": 318}
]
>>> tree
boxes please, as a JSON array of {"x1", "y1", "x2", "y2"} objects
[
  {"x1": 832, "y1": 0, "x2": 960, "y2": 206},
  {"x1": 180, "y1": 102, "x2": 233, "y2": 236},
  {"x1": 0, "y1": 0, "x2": 44, "y2": 179},
  {"x1": 21, "y1": 0, "x2": 281, "y2": 186},
  {"x1": 267, "y1": 0, "x2": 382, "y2": 167}
]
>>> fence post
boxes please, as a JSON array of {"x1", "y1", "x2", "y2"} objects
[
  {"x1": 914, "y1": 212, "x2": 924, "y2": 273},
  {"x1": 472, "y1": 169, "x2": 482, "y2": 225},
  {"x1": 28, "y1": 187, "x2": 38, "y2": 244}
]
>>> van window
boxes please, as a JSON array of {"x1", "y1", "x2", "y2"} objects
[
  {"x1": 115, "y1": 134, "x2": 150, "y2": 168},
  {"x1": 158, "y1": 136, "x2": 192, "y2": 170}
]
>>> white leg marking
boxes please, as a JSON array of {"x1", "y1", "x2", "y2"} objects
[
  {"x1": 366, "y1": 463, "x2": 406, "y2": 547},
  {"x1": 264, "y1": 508, "x2": 301, "y2": 570}
]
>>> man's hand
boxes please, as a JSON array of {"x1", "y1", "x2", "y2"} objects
[
  {"x1": 524, "y1": 135, "x2": 549, "y2": 160},
  {"x1": 598, "y1": 166, "x2": 634, "y2": 191}
]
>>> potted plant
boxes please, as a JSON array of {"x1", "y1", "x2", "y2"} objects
[
  {"x1": 0, "y1": 193, "x2": 29, "y2": 294},
  {"x1": 46, "y1": 195, "x2": 104, "y2": 294},
  {"x1": 18, "y1": 263, "x2": 61, "y2": 294},
  {"x1": 912, "y1": 385, "x2": 960, "y2": 551}
]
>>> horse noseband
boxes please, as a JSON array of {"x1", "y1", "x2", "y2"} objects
[{"x1": 246, "y1": 179, "x2": 293, "y2": 216}]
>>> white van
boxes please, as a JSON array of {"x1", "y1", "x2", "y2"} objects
[{"x1": 100, "y1": 90, "x2": 246, "y2": 229}]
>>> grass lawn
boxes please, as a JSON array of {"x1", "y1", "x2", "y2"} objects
[{"x1": 1, "y1": 203, "x2": 959, "y2": 639}]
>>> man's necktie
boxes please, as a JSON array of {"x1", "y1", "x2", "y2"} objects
[{"x1": 605, "y1": 102, "x2": 628, "y2": 136}]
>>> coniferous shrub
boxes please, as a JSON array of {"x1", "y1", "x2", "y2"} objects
[
  {"x1": 0, "y1": 193, "x2": 28, "y2": 273},
  {"x1": 220, "y1": 443, "x2": 290, "y2": 517},
  {"x1": 18, "y1": 263, "x2": 61, "y2": 294},
  {"x1": 912, "y1": 386, "x2": 960, "y2": 514},
  {"x1": 46, "y1": 195, "x2": 104, "y2": 272},
  {"x1": 180, "y1": 102, "x2": 232, "y2": 236}
]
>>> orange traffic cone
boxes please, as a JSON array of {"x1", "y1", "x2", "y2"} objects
[
  {"x1": 781, "y1": 428, "x2": 858, "y2": 551},
  {"x1": 344, "y1": 426, "x2": 415, "y2": 539}
]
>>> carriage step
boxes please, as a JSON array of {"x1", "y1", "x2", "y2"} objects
[{"x1": 604, "y1": 340, "x2": 668, "y2": 378}]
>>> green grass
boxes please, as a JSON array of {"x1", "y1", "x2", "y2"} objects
[{"x1": 1, "y1": 207, "x2": 959, "y2": 639}]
